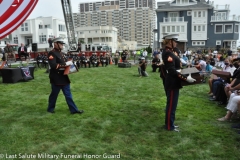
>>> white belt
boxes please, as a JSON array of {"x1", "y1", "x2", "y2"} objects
[
  {"x1": 166, "y1": 69, "x2": 181, "y2": 73},
  {"x1": 59, "y1": 68, "x2": 65, "y2": 70}
]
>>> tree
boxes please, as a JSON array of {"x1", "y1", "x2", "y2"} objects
[{"x1": 145, "y1": 45, "x2": 152, "y2": 54}]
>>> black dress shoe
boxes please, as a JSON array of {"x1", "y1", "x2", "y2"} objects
[
  {"x1": 71, "y1": 110, "x2": 84, "y2": 114},
  {"x1": 209, "y1": 97, "x2": 216, "y2": 101},
  {"x1": 47, "y1": 111, "x2": 55, "y2": 113}
]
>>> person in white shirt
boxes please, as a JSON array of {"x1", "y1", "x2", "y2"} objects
[
  {"x1": 213, "y1": 50, "x2": 218, "y2": 56},
  {"x1": 132, "y1": 50, "x2": 136, "y2": 63},
  {"x1": 142, "y1": 50, "x2": 148, "y2": 57}
]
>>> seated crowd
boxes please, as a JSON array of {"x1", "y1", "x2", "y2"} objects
[{"x1": 152, "y1": 47, "x2": 240, "y2": 132}]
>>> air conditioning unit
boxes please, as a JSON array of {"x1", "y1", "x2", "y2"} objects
[{"x1": 216, "y1": 40, "x2": 221, "y2": 45}]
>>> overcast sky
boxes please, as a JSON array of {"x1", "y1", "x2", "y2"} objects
[{"x1": 28, "y1": 0, "x2": 240, "y2": 20}]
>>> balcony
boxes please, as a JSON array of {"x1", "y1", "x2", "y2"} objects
[
  {"x1": 163, "y1": 17, "x2": 184, "y2": 23},
  {"x1": 215, "y1": 5, "x2": 230, "y2": 10},
  {"x1": 211, "y1": 15, "x2": 240, "y2": 22}
]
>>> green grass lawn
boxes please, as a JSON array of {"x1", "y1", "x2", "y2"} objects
[{"x1": 0, "y1": 64, "x2": 240, "y2": 160}]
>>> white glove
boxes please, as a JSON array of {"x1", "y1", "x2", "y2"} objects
[
  {"x1": 186, "y1": 74, "x2": 196, "y2": 83},
  {"x1": 66, "y1": 61, "x2": 73, "y2": 66}
]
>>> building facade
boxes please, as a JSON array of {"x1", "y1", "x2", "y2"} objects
[
  {"x1": 156, "y1": 0, "x2": 240, "y2": 52},
  {"x1": 10, "y1": 16, "x2": 67, "y2": 51},
  {"x1": 75, "y1": 0, "x2": 156, "y2": 50},
  {"x1": 75, "y1": 26, "x2": 118, "y2": 52}
]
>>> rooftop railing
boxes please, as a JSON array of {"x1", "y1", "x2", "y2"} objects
[{"x1": 211, "y1": 15, "x2": 240, "y2": 22}]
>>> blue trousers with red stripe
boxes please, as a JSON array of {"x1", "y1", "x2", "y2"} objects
[{"x1": 165, "y1": 89, "x2": 179, "y2": 130}]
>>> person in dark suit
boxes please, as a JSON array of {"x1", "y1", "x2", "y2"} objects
[
  {"x1": 18, "y1": 43, "x2": 28, "y2": 60},
  {"x1": 161, "y1": 34, "x2": 195, "y2": 132},
  {"x1": 47, "y1": 37, "x2": 84, "y2": 114}
]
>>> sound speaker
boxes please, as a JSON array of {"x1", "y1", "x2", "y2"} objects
[{"x1": 32, "y1": 43, "x2": 38, "y2": 52}]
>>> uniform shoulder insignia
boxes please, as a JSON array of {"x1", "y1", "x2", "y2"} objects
[
  {"x1": 49, "y1": 55, "x2": 54, "y2": 60},
  {"x1": 167, "y1": 56, "x2": 173, "y2": 62}
]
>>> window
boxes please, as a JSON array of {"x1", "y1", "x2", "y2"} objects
[
  {"x1": 167, "y1": 26, "x2": 170, "y2": 32},
  {"x1": 216, "y1": 40, "x2": 221, "y2": 45},
  {"x1": 194, "y1": 26, "x2": 197, "y2": 31},
  {"x1": 194, "y1": 11, "x2": 197, "y2": 17},
  {"x1": 235, "y1": 24, "x2": 239, "y2": 33},
  {"x1": 181, "y1": 26, "x2": 184, "y2": 32},
  {"x1": 198, "y1": 11, "x2": 201, "y2": 17},
  {"x1": 187, "y1": 11, "x2": 192, "y2": 16},
  {"x1": 21, "y1": 24, "x2": 24, "y2": 31},
  {"x1": 216, "y1": 12, "x2": 227, "y2": 20},
  {"x1": 176, "y1": 26, "x2": 180, "y2": 32},
  {"x1": 172, "y1": 26, "x2": 175, "y2": 32},
  {"x1": 162, "y1": 26, "x2": 166, "y2": 33},
  {"x1": 202, "y1": 25, "x2": 205, "y2": 31},
  {"x1": 224, "y1": 24, "x2": 233, "y2": 33},
  {"x1": 169, "y1": 12, "x2": 178, "y2": 22},
  {"x1": 192, "y1": 41, "x2": 205, "y2": 46},
  {"x1": 215, "y1": 24, "x2": 223, "y2": 33},
  {"x1": 202, "y1": 11, "x2": 205, "y2": 17},
  {"x1": 39, "y1": 25, "x2": 43, "y2": 29},
  {"x1": 44, "y1": 24, "x2": 51, "y2": 28},
  {"x1": 198, "y1": 26, "x2": 201, "y2": 31},
  {"x1": 13, "y1": 37, "x2": 18, "y2": 44},
  {"x1": 39, "y1": 35, "x2": 47, "y2": 43},
  {"x1": 58, "y1": 24, "x2": 65, "y2": 31},
  {"x1": 24, "y1": 23, "x2": 28, "y2": 31}
]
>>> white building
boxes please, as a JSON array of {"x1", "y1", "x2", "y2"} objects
[
  {"x1": 10, "y1": 16, "x2": 67, "y2": 51},
  {"x1": 76, "y1": 26, "x2": 118, "y2": 52},
  {"x1": 0, "y1": 35, "x2": 11, "y2": 49},
  {"x1": 76, "y1": 0, "x2": 156, "y2": 50}
]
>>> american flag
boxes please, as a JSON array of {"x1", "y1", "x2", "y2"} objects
[{"x1": 0, "y1": 0, "x2": 39, "y2": 39}]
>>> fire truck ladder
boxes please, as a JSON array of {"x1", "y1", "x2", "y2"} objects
[{"x1": 61, "y1": 0, "x2": 77, "y2": 51}]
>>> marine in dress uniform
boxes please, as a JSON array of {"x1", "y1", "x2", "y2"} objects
[
  {"x1": 47, "y1": 37, "x2": 84, "y2": 114},
  {"x1": 80, "y1": 52, "x2": 90, "y2": 68},
  {"x1": 161, "y1": 34, "x2": 195, "y2": 132},
  {"x1": 90, "y1": 53, "x2": 98, "y2": 67},
  {"x1": 98, "y1": 53, "x2": 104, "y2": 67}
]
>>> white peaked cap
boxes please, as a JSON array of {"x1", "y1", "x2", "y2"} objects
[
  {"x1": 52, "y1": 37, "x2": 65, "y2": 44},
  {"x1": 162, "y1": 34, "x2": 179, "y2": 41}
]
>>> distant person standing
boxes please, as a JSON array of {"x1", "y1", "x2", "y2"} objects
[
  {"x1": 114, "y1": 51, "x2": 120, "y2": 65},
  {"x1": 133, "y1": 50, "x2": 136, "y2": 63},
  {"x1": 48, "y1": 38, "x2": 53, "y2": 48},
  {"x1": 77, "y1": 42, "x2": 81, "y2": 52}
]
